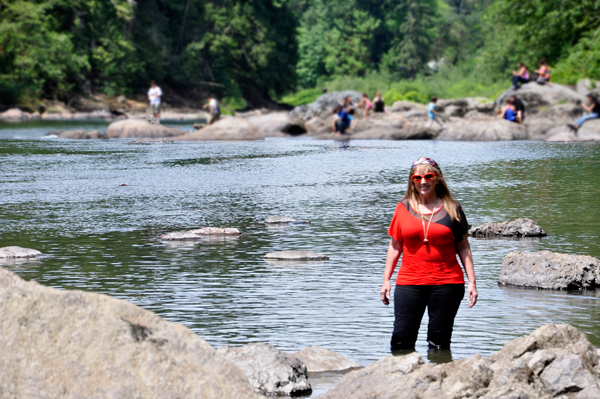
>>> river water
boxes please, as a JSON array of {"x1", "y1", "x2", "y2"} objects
[{"x1": 1, "y1": 121, "x2": 600, "y2": 395}]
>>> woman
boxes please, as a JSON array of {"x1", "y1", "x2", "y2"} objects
[
  {"x1": 568, "y1": 93, "x2": 600, "y2": 132},
  {"x1": 373, "y1": 91, "x2": 385, "y2": 113},
  {"x1": 511, "y1": 62, "x2": 529, "y2": 90},
  {"x1": 380, "y1": 157, "x2": 477, "y2": 351},
  {"x1": 356, "y1": 93, "x2": 373, "y2": 120},
  {"x1": 499, "y1": 97, "x2": 517, "y2": 123},
  {"x1": 535, "y1": 60, "x2": 551, "y2": 85}
]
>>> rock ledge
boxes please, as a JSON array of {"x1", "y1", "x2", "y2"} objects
[
  {"x1": 0, "y1": 246, "x2": 43, "y2": 259},
  {"x1": 469, "y1": 218, "x2": 547, "y2": 237},
  {"x1": 264, "y1": 250, "x2": 329, "y2": 261}
]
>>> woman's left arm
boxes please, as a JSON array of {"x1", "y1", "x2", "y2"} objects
[{"x1": 457, "y1": 234, "x2": 478, "y2": 307}]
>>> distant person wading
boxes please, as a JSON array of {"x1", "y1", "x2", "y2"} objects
[{"x1": 380, "y1": 157, "x2": 477, "y2": 351}]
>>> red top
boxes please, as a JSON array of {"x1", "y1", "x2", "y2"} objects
[{"x1": 388, "y1": 199, "x2": 469, "y2": 286}]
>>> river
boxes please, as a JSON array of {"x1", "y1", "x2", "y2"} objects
[{"x1": 1, "y1": 120, "x2": 599, "y2": 395}]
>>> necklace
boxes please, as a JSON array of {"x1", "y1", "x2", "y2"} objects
[{"x1": 418, "y1": 200, "x2": 440, "y2": 244}]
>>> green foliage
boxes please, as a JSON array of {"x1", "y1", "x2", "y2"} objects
[
  {"x1": 553, "y1": 28, "x2": 600, "y2": 84},
  {"x1": 280, "y1": 87, "x2": 323, "y2": 106}
]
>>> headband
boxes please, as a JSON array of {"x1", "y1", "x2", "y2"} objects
[{"x1": 411, "y1": 157, "x2": 441, "y2": 171}]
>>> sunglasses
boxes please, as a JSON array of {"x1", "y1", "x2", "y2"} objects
[{"x1": 411, "y1": 173, "x2": 437, "y2": 183}]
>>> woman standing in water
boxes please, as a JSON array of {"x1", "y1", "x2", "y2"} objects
[{"x1": 380, "y1": 157, "x2": 477, "y2": 351}]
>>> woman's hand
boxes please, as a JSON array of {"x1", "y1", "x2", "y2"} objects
[
  {"x1": 467, "y1": 282, "x2": 478, "y2": 308},
  {"x1": 380, "y1": 279, "x2": 391, "y2": 305}
]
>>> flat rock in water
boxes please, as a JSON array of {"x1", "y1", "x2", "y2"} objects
[
  {"x1": 158, "y1": 227, "x2": 241, "y2": 240},
  {"x1": 0, "y1": 267, "x2": 261, "y2": 399},
  {"x1": 217, "y1": 342, "x2": 311, "y2": 396},
  {"x1": 0, "y1": 246, "x2": 43, "y2": 259},
  {"x1": 292, "y1": 346, "x2": 361, "y2": 373},
  {"x1": 265, "y1": 215, "x2": 310, "y2": 225},
  {"x1": 498, "y1": 250, "x2": 600, "y2": 290},
  {"x1": 45, "y1": 129, "x2": 105, "y2": 139},
  {"x1": 319, "y1": 323, "x2": 600, "y2": 399},
  {"x1": 264, "y1": 250, "x2": 329, "y2": 261},
  {"x1": 105, "y1": 120, "x2": 183, "y2": 139},
  {"x1": 174, "y1": 117, "x2": 265, "y2": 141},
  {"x1": 468, "y1": 218, "x2": 547, "y2": 237}
]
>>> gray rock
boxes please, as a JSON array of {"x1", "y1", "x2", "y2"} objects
[
  {"x1": 0, "y1": 246, "x2": 42, "y2": 259},
  {"x1": 444, "y1": 104, "x2": 467, "y2": 117},
  {"x1": 175, "y1": 117, "x2": 265, "y2": 141},
  {"x1": 527, "y1": 104, "x2": 585, "y2": 139},
  {"x1": 438, "y1": 118, "x2": 528, "y2": 141},
  {"x1": 468, "y1": 218, "x2": 547, "y2": 237},
  {"x1": 545, "y1": 119, "x2": 600, "y2": 142},
  {"x1": 496, "y1": 83, "x2": 585, "y2": 115},
  {"x1": 217, "y1": 343, "x2": 311, "y2": 396},
  {"x1": 320, "y1": 323, "x2": 600, "y2": 399},
  {"x1": 388, "y1": 101, "x2": 426, "y2": 113},
  {"x1": 290, "y1": 91, "x2": 362, "y2": 121},
  {"x1": 158, "y1": 227, "x2": 241, "y2": 241},
  {"x1": 0, "y1": 267, "x2": 261, "y2": 399},
  {"x1": 498, "y1": 250, "x2": 600, "y2": 289},
  {"x1": 0, "y1": 108, "x2": 26, "y2": 120},
  {"x1": 349, "y1": 114, "x2": 440, "y2": 140},
  {"x1": 245, "y1": 112, "x2": 306, "y2": 136},
  {"x1": 264, "y1": 250, "x2": 329, "y2": 261},
  {"x1": 293, "y1": 346, "x2": 360, "y2": 373},
  {"x1": 265, "y1": 216, "x2": 310, "y2": 225},
  {"x1": 45, "y1": 129, "x2": 105, "y2": 139},
  {"x1": 105, "y1": 120, "x2": 183, "y2": 139}
]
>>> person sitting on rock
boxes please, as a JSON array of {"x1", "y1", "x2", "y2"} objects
[
  {"x1": 332, "y1": 105, "x2": 341, "y2": 133},
  {"x1": 424, "y1": 96, "x2": 446, "y2": 130},
  {"x1": 373, "y1": 91, "x2": 385, "y2": 113},
  {"x1": 336, "y1": 104, "x2": 351, "y2": 134},
  {"x1": 567, "y1": 94, "x2": 600, "y2": 133},
  {"x1": 356, "y1": 93, "x2": 373, "y2": 120},
  {"x1": 511, "y1": 62, "x2": 530, "y2": 90},
  {"x1": 510, "y1": 95, "x2": 525, "y2": 124},
  {"x1": 535, "y1": 60, "x2": 551, "y2": 85},
  {"x1": 203, "y1": 95, "x2": 221, "y2": 125},
  {"x1": 500, "y1": 97, "x2": 517, "y2": 123}
]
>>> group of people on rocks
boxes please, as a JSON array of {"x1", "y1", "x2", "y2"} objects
[
  {"x1": 147, "y1": 81, "x2": 221, "y2": 125},
  {"x1": 499, "y1": 95, "x2": 525, "y2": 124},
  {"x1": 332, "y1": 91, "x2": 385, "y2": 134},
  {"x1": 510, "y1": 59, "x2": 551, "y2": 90}
]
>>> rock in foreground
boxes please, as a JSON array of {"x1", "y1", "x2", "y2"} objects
[
  {"x1": 293, "y1": 346, "x2": 360, "y2": 373},
  {"x1": 158, "y1": 227, "x2": 241, "y2": 241},
  {"x1": 0, "y1": 246, "x2": 43, "y2": 259},
  {"x1": 469, "y1": 218, "x2": 547, "y2": 237},
  {"x1": 319, "y1": 323, "x2": 600, "y2": 399},
  {"x1": 217, "y1": 343, "x2": 312, "y2": 396},
  {"x1": 265, "y1": 215, "x2": 311, "y2": 225},
  {"x1": 264, "y1": 250, "x2": 329, "y2": 261},
  {"x1": 499, "y1": 250, "x2": 600, "y2": 290},
  {"x1": 0, "y1": 267, "x2": 260, "y2": 399}
]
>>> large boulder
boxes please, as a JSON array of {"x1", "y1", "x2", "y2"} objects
[
  {"x1": 245, "y1": 112, "x2": 306, "y2": 136},
  {"x1": 388, "y1": 101, "x2": 427, "y2": 113},
  {"x1": 0, "y1": 246, "x2": 42, "y2": 259},
  {"x1": 289, "y1": 91, "x2": 362, "y2": 121},
  {"x1": 499, "y1": 250, "x2": 600, "y2": 289},
  {"x1": 526, "y1": 104, "x2": 585, "y2": 139},
  {"x1": 0, "y1": 267, "x2": 261, "y2": 399},
  {"x1": 105, "y1": 120, "x2": 183, "y2": 139},
  {"x1": 320, "y1": 323, "x2": 600, "y2": 399},
  {"x1": 292, "y1": 346, "x2": 361, "y2": 373},
  {"x1": 468, "y1": 218, "x2": 547, "y2": 237},
  {"x1": 496, "y1": 82, "x2": 586, "y2": 115},
  {"x1": 349, "y1": 113, "x2": 440, "y2": 140},
  {"x1": 437, "y1": 118, "x2": 528, "y2": 141},
  {"x1": 545, "y1": 119, "x2": 600, "y2": 142},
  {"x1": 175, "y1": 117, "x2": 265, "y2": 141},
  {"x1": 216, "y1": 343, "x2": 312, "y2": 396},
  {"x1": 45, "y1": 129, "x2": 105, "y2": 139},
  {"x1": 0, "y1": 108, "x2": 26, "y2": 120}
]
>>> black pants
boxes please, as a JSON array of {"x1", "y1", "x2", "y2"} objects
[
  {"x1": 391, "y1": 284, "x2": 464, "y2": 350},
  {"x1": 512, "y1": 75, "x2": 529, "y2": 88}
]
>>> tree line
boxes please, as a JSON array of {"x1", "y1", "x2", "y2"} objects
[{"x1": 0, "y1": 0, "x2": 598, "y2": 109}]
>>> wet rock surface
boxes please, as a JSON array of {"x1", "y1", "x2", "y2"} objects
[
  {"x1": 293, "y1": 346, "x2": 361, "y2": 373},
  {"x1": 0, "y1": 246, "x2": 43, "y2": 259},
  {"x1": 499, "y1": 250, "x2": 600, "y2": 290},
  {"x1": 0, "y1": 267, "x2": 260, "y2": 399},
  {"x1": 264, "y1": 250, "x2": 329, "y2": 261},
  {"x1": 158, "y1": 227, "x2": 241, "y2": 241},
  {"x1": 265, "y1": 215, "x2": 311, "y2": 225},
  {"x1": 175, "y1": 117, "x2": 265, "y2": 141},
  {"x1": 469, "y1": 218, "x2": 547, "y2": 237},
  {"x1": 319, "y1": 323, "x2": 600, "y2": 399},
  {"x1": 217, "y1": 342, "x2": 312, "y2": 396}
]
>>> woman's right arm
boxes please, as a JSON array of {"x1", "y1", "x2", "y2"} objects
[{"x1": 380, "y1": 237, "x2": 402, "y2": 305}]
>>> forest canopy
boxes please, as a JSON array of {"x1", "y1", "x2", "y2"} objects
[{"x1": 0, "y1": 0, "x2": 599, "y2": 108}]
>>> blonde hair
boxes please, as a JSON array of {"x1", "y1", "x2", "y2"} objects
[{"x1": 404, "y1": 163, "x2": 460, "y2": 221}]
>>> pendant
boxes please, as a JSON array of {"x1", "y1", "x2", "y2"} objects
[{"x1": 423, "y1": 238, "x2": 429, "y2": 244}]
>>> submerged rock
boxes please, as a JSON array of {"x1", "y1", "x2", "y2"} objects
[
  {"x1": 158, "y1": 227, "x2": 241, "y2": 241},
  {"x1": 293, "y1": 346, "x2": 361, "y2": 373},
  {"x1": 499, "y1": 250, "x2": 600, "y2": 290},
  {"x1": 319, "y1": 323, "x2": 600, "y2": 399},
  {"x1": 175, "y1": 117, "x2": 265, "y2": 141},
  {"x1": 0, "y1": 267, "x2": 261, "y2": 399},
  {"x1": 468, "y1": 218, "x2": 547, "y2": 237},
  {"x1": 217, "y1": 342, "x2": 312, "y2": 396},
  {"x1": 45, "y1": 129, "x2": 105, "y2": 139},
  {"x1": 105, "y1": 120, "x2": 183, "y2": 139},
  {"x1": 0, "y1": 246, "x2": 42, "y2": 259},
  {"x1": 265, "y1": 215, "x2": 310, "y2": 225},
  {"x1": 264, "y1": 250, "x2": 329, "y2": 261}
]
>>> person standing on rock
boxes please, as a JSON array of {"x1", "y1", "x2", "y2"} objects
[
  {"x1": 147, "y1": 80, "x2": 163, "y2": 121},
  {"x1": 380, "y1": 157, "x2": 477, "y2": 351},
  {"x1": 203, "y1": 95, "x2": 221, "y2": 125},
  {"x1": 424, "y1": 96, "x2": 446, "y2": 130},
  {"x1": 568, "y1": 93, "x2": 600, "y2": 133}
]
